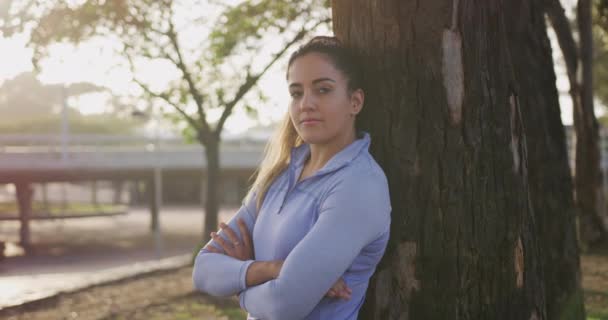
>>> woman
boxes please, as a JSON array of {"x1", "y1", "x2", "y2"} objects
[{"x1": 192, "y1": 36, "x2": 391, "y2": 320}]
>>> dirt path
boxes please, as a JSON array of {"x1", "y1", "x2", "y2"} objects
[
  {"x1": 0, "y1": 266, "x2": 243, "y2": 320},
  {"x1": 2, "y1": 253, "x2": 607, "y2": 319}
]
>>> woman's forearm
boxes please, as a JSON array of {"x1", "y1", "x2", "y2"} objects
[{"x1": 246, "y1": 260, "x2": 283, "y2": 287}]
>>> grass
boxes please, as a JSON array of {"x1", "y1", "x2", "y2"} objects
[
  {"x1": 0, "y1": 201, "x2": 126, "y2": 218},
  {"x1": 107, "y1": 294, "x2": 247, "y2": 320},
  {"x1": 583, "y1": 243, "x2": 608, "y2": 320},
  {"x1": 154, "y1": 252, "x2": 608, "y2": 320},
  {"x1": 584, "y1": 284, "x2": 608, "y2": 318}
]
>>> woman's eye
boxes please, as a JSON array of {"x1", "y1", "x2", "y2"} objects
[{"x1": 318, "y1": 87, "x2": 331, "y2": 94}]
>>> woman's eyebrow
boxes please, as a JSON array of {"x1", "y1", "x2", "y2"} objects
[
  {"x1": 289, "y1": 77, "x2": 336, "y2": 89},
  {"x1": 312, "y1": 77, "x2": 336, "y2": 84}
]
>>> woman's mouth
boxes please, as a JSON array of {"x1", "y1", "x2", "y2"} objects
[{"x1": 301, "y1": 119, "x2": 321, "y2": 126}]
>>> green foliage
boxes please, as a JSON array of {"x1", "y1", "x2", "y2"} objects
[
  {"x1": 2, "y1": 0, "x2": 164, "y2": 68},
  {"x1": 594, "y1": 34, "x2": 608, "y2": 107},
  {"x1": 0, "y1": 0, "x2": 331, "y2": 142},
  {"x1": 594, "y1": 0, "x2": 608, "y2": 107},
  {"x1": 0, "y1": 71, "x2": 136, "y2": 133},
  {"x1": 0, "y1": 72, "x2": 106, "y2": 121},
  {"x1": 0, "y1": 201, "x2": 126, "y2": 217},
  {"x1": 209, "y1": 1, "x2": 315, "y2": 63}
]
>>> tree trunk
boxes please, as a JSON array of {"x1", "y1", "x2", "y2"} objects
[
  {"x1": 576, "y1": 0, "x2": 607, "y2": 245},
  {"x1": 507, "y1": 1, "x2": 585, "y2": 319},
  {"x1": 544, "y1": 0, "x2": 607, "y2": 246},
  {"x1": 333, "y1": 1, "x2": 545, "y2": 319},
  {"x1": 202, "y1": 136, "x2": 221, "y2": 244},
  {"x1": 16, "y1": 181, "x2": 33, "y2": 252}
]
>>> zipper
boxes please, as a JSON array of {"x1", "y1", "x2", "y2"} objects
[
  {"x1": 278, "y1": 165, "x2": 307, "y2": 213},
  {"x1": 277, "y1": 159, "x2": 347, "y2": 213}
]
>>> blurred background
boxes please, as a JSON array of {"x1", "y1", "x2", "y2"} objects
[
  {"x1": 0, "y1": 0, "x2": 608, "y2": 319},
  {"x1": 0, "y1": 1, "x2": 329, "y2": 317}
]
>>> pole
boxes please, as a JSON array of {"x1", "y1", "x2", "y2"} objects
[{"x1": 153, "y1": 108, "x2": 164, "y2": 258}]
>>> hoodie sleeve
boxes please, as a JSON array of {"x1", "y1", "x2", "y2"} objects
[{"x1": 192, "y1": 193, "x2": 258, "y2": 297}]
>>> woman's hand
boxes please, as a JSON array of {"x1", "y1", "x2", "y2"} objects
[
  {"x1": 325, "y1": 277, "x2": 352, "y2": 300},
  {"x1": 205, "y1": 218, "x2": 253, "y2": 261}
]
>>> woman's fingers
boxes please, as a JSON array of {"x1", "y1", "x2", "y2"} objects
[
  {"x1": 219, "y1": 222, "x2": 240, "y2": 246},
  {"x1": 237, "y1": 218, "x2": 252, "y2": 247},
  {"x1": 205, "y1": 244, "x2": 220, "y2": 253},
  {"x1": 335, "y1": 278, "x2": 346, "y2": 293},
  {"x1": 332, "y1": 278, "x2": 351, "y2": 300},
  {"x1": 325, "y1": 278, "x2": 352, "y2": 300},
  {"x1": 211, "y1": 232, "x2": 232, "y2": 254}
]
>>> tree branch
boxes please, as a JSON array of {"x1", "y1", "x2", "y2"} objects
[
  {"x1": 166, "y1": 17, "x2": 210, "y2": 134},
  {"x1": 214, "y1": 18, "x2": 330, "y2": 135},
  {"x1": 125, "y1": 50, "x2": 201, "y2": 131}
]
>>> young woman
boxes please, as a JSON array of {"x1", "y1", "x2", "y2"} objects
[{"x1": 193, "y1": 36, "x2": 391, "y2": 320}]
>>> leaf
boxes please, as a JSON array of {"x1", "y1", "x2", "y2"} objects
[
  {"x1": 244, "y1": 104, "x2": 258, "y2": 118},
  {"x1": 208, "y1": 0, "x2": 323, "y2": 64}
]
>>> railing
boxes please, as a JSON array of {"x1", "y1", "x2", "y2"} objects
[
  {"x1": 0, "y1": 134, "x2": 267, "y2": 171},
  {"x1": 4, "y1": 128, "x2": 608, "y2": 171},
  {"x1": 0, "y1": 133, "x2": 267, "y2": 152}
]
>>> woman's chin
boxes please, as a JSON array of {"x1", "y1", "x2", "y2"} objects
[{"x1": 299, "y1": 134, "x2": 327, "y2": 145}]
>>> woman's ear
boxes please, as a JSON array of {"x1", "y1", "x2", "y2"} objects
[{"x1": 350, "y1": 88, "x2": 364, "y2": 115}]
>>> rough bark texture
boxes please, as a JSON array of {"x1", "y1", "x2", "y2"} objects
[
  {"x1": 202, "y1": 137, "x2": 221, "y2": 244},
  {"x1": 507, "y1": 1, "x2": 586, "y2": 319},
  {"x1": 576, "y1": 0, "x2": 607, "y2": 245},
  {"x1": 332, "y1": 0, "x2": 545, "y2": 319}
]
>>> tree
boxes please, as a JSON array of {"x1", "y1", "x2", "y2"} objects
[
  {"x1": 0, "y1": 72, "x2": 105, "y2": 123},
  {"x1": 508, "y1": 1, "x2": 586, "y2": 319},
  {"x1": 546, "y1": 0, "x2": 607, "y2": 246},
  {"x1": 1, "y1": 0, "x2": 330, "y2": 242},
  {"x1": 593, "y1": 0, "x2": 608, "y2": 109},
  {"x1": 333, "y1": 0, "x2": 547, "y2": 318},
  {"x1": 0, "y1": 72, "x2": 140, "y2": 134}
]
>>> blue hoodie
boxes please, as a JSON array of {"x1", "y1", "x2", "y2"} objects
[{"x1": 193, "y1": 132, "x2": 391, "y2": 320}]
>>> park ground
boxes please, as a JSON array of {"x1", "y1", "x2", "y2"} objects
[
  {"x1": 0, "y1": 253, "x2": 607, "y2": 320},
  {"x1": 0, "y1": 206, "x2": 607, "y2": 319}
]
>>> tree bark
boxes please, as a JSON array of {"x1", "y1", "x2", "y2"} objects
[
  {"x1": 576, "y1": 0, "x2": 607, "y2": 245},
  {"x1": 507, "y1": 1, "x2": 585, "y2": 319},
  {"x1": 202, "y1": 136, "x2": 221, "y2": 244},
  {"x1": 333, "y1": 0, "x2": 545, "y2": 318}
]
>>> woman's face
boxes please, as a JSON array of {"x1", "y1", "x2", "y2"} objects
[{"x1": 287, "y1": 52, "x2": 363, "y2": 146}]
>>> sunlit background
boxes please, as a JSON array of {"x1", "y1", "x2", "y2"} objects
[{"x1": 1, "y1": 0, "x2": 608, "y2": 319}]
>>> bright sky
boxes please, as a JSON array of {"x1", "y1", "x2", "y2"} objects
[
  {"x1": 0, "y1": 0, "x2": 594, "y2": 134},
  {"x1": 0, "y1": 1, "x2": 303, "y2": 136}
]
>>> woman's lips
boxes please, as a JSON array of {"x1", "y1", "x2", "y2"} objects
[{"x1": 301, "y1": 119, "x2": 321, "y2": 125}]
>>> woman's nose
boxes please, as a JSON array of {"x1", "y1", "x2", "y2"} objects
[{"x1": 299, "y1": 92, "x2": 316, "y2": 111}]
